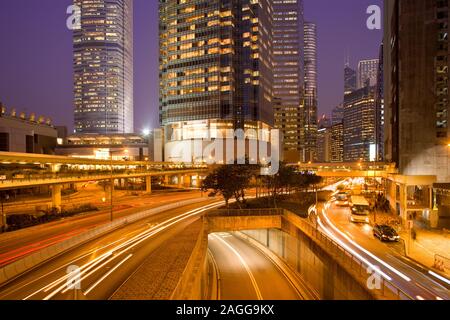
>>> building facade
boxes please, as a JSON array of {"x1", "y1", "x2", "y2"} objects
[
  {"x1": 343, "y1": 85, "x2": 376, "y2": 162},
  {"x1": 330, "y1": 122, "x2": 344, "y2": 163},
  {"x1": 271, "y1": 0, "x2": 304, "y2": 163},
  {"x1": 344, "y1": 64, "x2": 357, "y2": 96},
  {"x1": 332, "y1": 104, "x2": 344, "y2": 126},
  {"x1": 159, "y1": 0, "x2": 282, "y2": 164},
  {"x1": 73, "y1": 0, "x2": 134, "y2": 134},
  {"x1": 375, "y1": 43, "x2": 385, "y2": 162},
  {"x1": 0, "y1": 104, "x2": 58, "y2": 155},
  {"x1": 384, "y1": 0, "x2": 450, "y2": 227},
  {"x1": 303, "y1": 21, "x2": 318, "y2": 163},
  {"x1": 357, "y1": 59, "x2": 379, "y2": 89},
  {"x1": 316, "y1": 127, "x2": 331, "y2": 163}
]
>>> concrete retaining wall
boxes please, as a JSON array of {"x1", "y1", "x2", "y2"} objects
[{"x1": 0, "y1": 197, "x2": 207, "y2": 287}]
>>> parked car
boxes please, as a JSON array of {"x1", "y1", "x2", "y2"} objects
[{"x1": 373, "y1": 224, "x2": 400, "y2": 242}]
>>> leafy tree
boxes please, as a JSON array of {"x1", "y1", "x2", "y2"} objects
[{"x1": 201, "y1": 164, "x2": 257, "y2": 207}]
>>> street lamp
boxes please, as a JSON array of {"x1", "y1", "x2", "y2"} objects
[{"x1": 108, "y1": 149, "x2": 128, "y2": 222}]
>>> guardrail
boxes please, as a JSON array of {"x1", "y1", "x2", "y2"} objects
[
  {"x1": 285, "y1": 211, "x2": 413, "y2": 300},
  {"x1": 0, "y1": 197, "x2": 208, "y2": 287},
  {"x1": 434, "y1": 254, "x2": 450, "y2": 273},
  {"x1": 0, "y1": 168, "x2": 207, "y2": 189},
  {"x1": 207, "y1": 208, "x2": 284, "y2": 217}
]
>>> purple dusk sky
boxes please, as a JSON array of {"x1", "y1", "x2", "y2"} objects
[{"x1": 0, "y1": 0, "x2": 382, "y2": 133}]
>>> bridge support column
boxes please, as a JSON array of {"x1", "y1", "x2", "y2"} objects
[
  {"x1": 184, "y1": 175, "x2": 192, "y2": 188},
  {"x1": 164, "y1": 175, "x2": 170, "y2": 186},
  {"x1": 52, "y1": 184, "x2": 62, "y2": 212},
  {"x1": 145, "y1": 176, "x2": 152, "y2": 194},
  {"x1": 177, "y1": 175, "x2": 183, "y2": 188}
]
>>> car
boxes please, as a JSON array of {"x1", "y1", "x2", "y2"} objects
[
  {"x1": 373, "y1": 224, "x2": 400, "y2": 242},
  {"x1": 335, "y1": 192, "x2": 350, "y2": 207}
]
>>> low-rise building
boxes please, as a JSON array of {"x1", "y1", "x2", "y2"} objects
[{"x1": 0, "y1": 103, "x2": 58, "y2": 155}]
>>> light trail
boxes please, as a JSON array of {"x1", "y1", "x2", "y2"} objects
[
  {"x1": 320, "y1": 208, "x2": 411, "y2": 282},
  {"x1": 24, "y1": 201, "x2": 224, "y2": 300},
  {"x1": 212, "y1": 234, "x2": 263, "y2": 300}
]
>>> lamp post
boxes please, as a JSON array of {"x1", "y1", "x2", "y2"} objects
[{"x1": 108, "y1": 149, "x2": 128, "y2": 222}]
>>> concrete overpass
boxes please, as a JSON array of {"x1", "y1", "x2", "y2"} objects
[
  {"x1": 290, "y1": 162, "x2": 396, "y2": 178},
  {"x1": 0, "y1": 152, "x2": 208, "y2": 210},
  {"x1": 199, "y1": 209, "x2": 410, "y2": 300}
]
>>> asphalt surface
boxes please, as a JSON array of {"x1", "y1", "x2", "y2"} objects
[
  {"x1": 0, "y1": 200, "x2": 221, "y2": 300},
  {"x1": 208, "y1": 232, "x2": 302, "y2": 300},
  {"x1": 0, "y1": 191, "x2": 204, "y2": 267},
  {"x1": 317, "y1": 201, "x2": 450, "y2": 300}
]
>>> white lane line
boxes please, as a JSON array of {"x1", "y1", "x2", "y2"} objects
[
  {"x1": 27, "y1": 201, "x2": 224, "y2": 300},
  {"x1": 212, "y1": 234, "x2": 263, "y2": 300},
  {"x1": 321, "y1": 209, "x2": 411, "y2": 282},
  {"x1": 428, "y1": 271, "x2": 450, "y2": 286},
  {"x1": 316, "y1": 217, "x2": 393, "y2": 281},
  {"x1": 85, "y1": 254, "x2": 133, "y2": 295}
]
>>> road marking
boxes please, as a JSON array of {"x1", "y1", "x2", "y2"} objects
[
  {"x1": 428, "y1": 271, "x2": 450, "y2": 286},
  {"x1": 23, "y1": 201, "x2": 224, "y2": 300},
  {"x1": 321, "y1": 209, "x2": 411, "y2": 282},
  {"x1": 212, "y1": 234, "x2": 263, "y2": 300},
  {"x1": 84, "y1": 254, "x2": 133, "y2": 295}
]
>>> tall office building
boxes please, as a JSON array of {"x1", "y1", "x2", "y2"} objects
[
  {"x1": 344, "y1": 64, "x2": 357, "y2": 96},
  {"x1": 332, "y1": 104, "x2": 344, "y2": 125},
  {"x1": 385, "y1": 0, "x2": 450, "y2": 182},
  {"x1": 358, "y1": 59, "x2": 379, "y2": 89},
  {"x1": 272, "y1": 0, "x2": 304, "y2": 163},
  {"x1": 159, "y1": 0, "x2": 274, "y2": 162},
  {"x1": 303, "y1": 21, "x2": 318, "y2": 163},
  {"x1": 343, "y1": 85, "x2": 377, "y2": 162},
  {"x1": 73, "y1": 0, "x2": 134, "y2": 134},
  {"x1": 316, "y1": 127, "x2": 331, "y2": 163},
  {"x1": 331, "y1": 122, "x2": 344, "y2": 163},
  {"x1": 375, "y1": 43, "x2": 384, "y2": 162}
]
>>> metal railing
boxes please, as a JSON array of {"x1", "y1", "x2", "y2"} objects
[
  {"x1": 287, "y1": 212, "x2": 413, "y2": 300},
  {"x1": 207, "y1": 208, "x2": 284, "y2": 217},
  {"x1": 434, "y1": 254, "x2": 450, "y2": 272}
]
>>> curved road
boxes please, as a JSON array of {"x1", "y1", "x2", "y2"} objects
[
  {"x1": 316, "y1": 201, "x2": 450, "y2": 300},
  {"x1": 208, "y1": 233, "x2": 302, "y2": 300},
  {"x1": 0, "y1": 191, "x2": 204, "y2": 267},
  {"x1": 0, "y1": 200, "x2": 221, "y2": 300}
]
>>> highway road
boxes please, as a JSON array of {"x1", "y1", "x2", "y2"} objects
[
  {"x1": 0, "y1": 191, "x2": 205, "y2": 267},
  {"x1": 208, "y1": 232, "x2": 302, "y2": 300},
  {"x1": 316, "y1": 201, "x2": 450, "y2": 300},
  {"x1": 0, "y1": 200, "x2": 222, "y2": 300}
]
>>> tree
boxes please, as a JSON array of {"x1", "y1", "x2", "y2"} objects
[{"x1": 201, "y1": 164, "x2": 256, "y2": 208}]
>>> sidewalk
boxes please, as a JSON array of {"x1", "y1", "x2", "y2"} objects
[{"x1": 369, "y1": 210, "x2": 450, "y2": 278}]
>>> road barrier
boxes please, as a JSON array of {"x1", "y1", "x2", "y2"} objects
[{"x1": 0, "y1": 197, "x2": 208, "y2": 287}]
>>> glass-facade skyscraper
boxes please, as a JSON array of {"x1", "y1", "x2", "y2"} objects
[
  {"x1": 73, "y1": 0, "x2": 134, "y2": 134},
  {"x1": 159, "y1": 0, "x2": 274, "y2": 130},
  {"x1": 272, "y1": 0, "x2": 304, "y2": 163},
  {"x1": 303, "y1": 21, "x2": 318, "y2": 162}
]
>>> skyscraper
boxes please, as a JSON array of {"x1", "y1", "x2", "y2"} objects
[
  {"x1": 344, "y1": 64, "x2": 357, "y2": 96},
  {"x1": 332, "y1": 104, "x2": 344, "y2": 125},
  {"x1": 73, "y1": 0, "x2": 134, "y2": 134},
  {"x1": 343, "y1": 85, "x2": 376, "y2": 162},
  {"x1": 159, "y1": 0, "x2": 274, "y2": 162},
  {"x1": 375, "y1": 43, "x2": 384, "y2": 162},
  {"x1": 272, "y1": 0, "x2": 304, "y2": 163},
  {"x1": 384, "y1": 0, "x2": 450, "y2": 182},
  {"x1": 303, "y1": 21, "x2": 318, "y2": 163},
  {"x1": 358, "y1": 59, "x2": 379, "y2": 89}
]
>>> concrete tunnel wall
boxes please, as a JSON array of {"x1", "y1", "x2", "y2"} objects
[{"x1": 199, "y1": 214, "x2": 375, "y2": 300}]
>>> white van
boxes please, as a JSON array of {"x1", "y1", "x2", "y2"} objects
[{"x1": 350, "y1": 196, "x2": 370, "y2": 224}]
